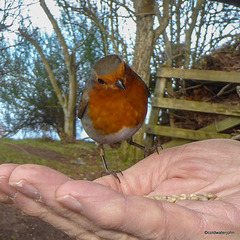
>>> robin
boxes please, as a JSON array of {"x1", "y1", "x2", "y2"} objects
[{"x1": 78, "y1": 54, "x2": 150, "y2": 181}]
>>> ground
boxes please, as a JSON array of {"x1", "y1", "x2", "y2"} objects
[
  {"x1": 0, "y1": 203, "x2": 74, "y2": 240},
  {"x1": 0, "y1": 139, "x2": 131, "y2": 240}
]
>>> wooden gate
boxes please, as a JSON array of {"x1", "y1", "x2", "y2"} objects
[{"x1": 145, "y1": 68, "x2": 240, "y2": 149}]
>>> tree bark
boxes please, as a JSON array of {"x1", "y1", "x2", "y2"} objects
[
  {"x1": 128, "y1": 0, "x2": 155, "y2": 160},
  {"x1": 132, "y1": 0, "x2": 155, "y2": 85},
  {"x1": 129, "y1": 0, "x2": 169, "y2": 160}
]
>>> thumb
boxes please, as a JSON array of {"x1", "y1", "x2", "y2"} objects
[{"x1": 56, "y1": 180, "x2": 203, "y2": 239}]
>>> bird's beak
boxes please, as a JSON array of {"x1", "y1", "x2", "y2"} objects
[{"x1": 115, "y1": 79, "x2": 125, "y2": 90}]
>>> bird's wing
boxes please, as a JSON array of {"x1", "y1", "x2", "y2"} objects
[
  {"x1": 78, "y1": 75, "x2": 93, "y2": 119},
  {"x1": 137, "y1": 74, "x2": 150, "y2": 97},
  {"x1": 77, "y1": 87, "x2": 89, "y2": 119},
  {"x1": 126, "y1": 64, "x2": 150, "y2": 97}
]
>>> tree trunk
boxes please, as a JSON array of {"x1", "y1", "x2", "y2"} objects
[
  {"x1": 63, "y1": 60, "x2": 77, "y2": 141},
  {"x1": 124, "y1": 0, "x2": 170, "y2": 161},
  {"x1": 39, "y1": 0, "x2": 77, "y2": 141},
  {"x1": 129, "y1": 0, "x2": 155, "y2": 160},
  {"x1": 132, "y1": 0, "x2": 155, "y2": 85}
]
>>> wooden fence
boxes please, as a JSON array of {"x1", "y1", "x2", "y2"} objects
[{"x1": 145, "y1": 68, "x2": 240, "y2": 149}]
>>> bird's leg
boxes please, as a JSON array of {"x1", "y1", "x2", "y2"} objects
[
  {"x1": 126, "y1": 138, "x2": 146, "y2": 151},
  {"x1": 98, "y1": 144, "x2": 123, "y2": 182},
  {"x1": 127, "y1": 138, "x2": 162, "y2": 158},
  {"x1": 98, "y1": 144, "x2": 109, "y2": 172}
]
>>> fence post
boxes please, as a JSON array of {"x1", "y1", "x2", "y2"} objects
[{"x1": 145, "y1": 76, "x2": 167, "y2": 148}]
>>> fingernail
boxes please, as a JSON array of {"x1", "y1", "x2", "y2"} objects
[
  {"x1": 0, "y1": 175, "x2": 8, "y2": 185},
  {"x1": 0, "y1": 176, "x2": 18, "y2": 198},
  {"x1": 9, "y1": 180, "x2": 41, "y2": 201},
  {"x1": 56, "y1": 195, "x2": 83, "y2": 214},
  {"x1": 0, "y1": 193, "x2": 14, "y2": 204}
]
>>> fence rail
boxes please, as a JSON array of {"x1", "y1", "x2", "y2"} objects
[
  {"x1": 145, "y1": 68, "x2": 240, "y2": 148},
  {"x1": 158, "y1": 67, "x2": 240, "y2": 83}
]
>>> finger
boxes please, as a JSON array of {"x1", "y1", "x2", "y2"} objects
[
  {"x1": 0, "y1": 164, "x2": 98, "y2": 238},
  {"x1": 0, "y1": 192, "x2": 13, "y2": 204},
  {"x1": 12, "y1": 191, "x2": 101, "y2": 240},
  {"x1": 6, "y1": 164, "x2": 102, "y2": 237},
  {"x1": 8, "y1": 164, "x2": 71, "y2": 203},
  {"x1": 0, "y1": 164, "x2": 19, "y2": 198},
  {"x1": 0, "y1": 164, "x2": 19, "y2": 174},
  {"x1": 56, "y1": 180, "x2": 205, "y2": 239}
]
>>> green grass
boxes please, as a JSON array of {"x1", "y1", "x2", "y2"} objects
[
  {"x1": 0, "y1": 138, "x2": 131, "y2": 180},
  {"x1": 0, "y1": 140, "x2": 81, "y2": 178},
  {"x1": 3, "y1": 138, "x2": 96, "y2": 157}
]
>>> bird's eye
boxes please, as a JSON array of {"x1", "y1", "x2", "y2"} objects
[{"x1": 98, "y1": 79, "x2": 105, "y2": 85}]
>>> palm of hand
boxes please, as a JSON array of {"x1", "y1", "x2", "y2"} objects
[{"x1": 93, "y1": 139, "x2": 240, "y2": 239}]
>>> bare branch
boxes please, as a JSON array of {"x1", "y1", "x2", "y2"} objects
[
  {"x1": 86, "y1": 0, "x2": 119, "y2": 54},
  {"x1": 155, "y1": 1, "x2": 172, "y2": 65},
  {"x1": 18, "y1": 28, "x2": 65, "y2": 108},
  {"x1": 39, "y1": 0, "x2": 72, "y2": 69},
  {"x1": 184, "y1": 0, "x2": 205, "y2": 67},
  {"x1": 154, "y1": 0, "x2": 170, "y2": 43}
]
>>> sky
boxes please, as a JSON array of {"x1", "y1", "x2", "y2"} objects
[{"x1": 27, "y1": 0, "x2": 60, "y2": 33}]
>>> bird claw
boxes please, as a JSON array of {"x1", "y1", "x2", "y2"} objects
[
  {"x1": 127, "y1": 138, "x2": 163, "y2": 158},
  {"x1": 143, "y1": 143, "x2": 163, "y2": 157},
  {"x1": 101, "y1": 170, "x2": 123, "y2": 183}
]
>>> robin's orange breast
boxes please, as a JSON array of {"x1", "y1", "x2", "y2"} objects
[{"x1": 87, "y1": 76, "x2": 148, "y2": 135}]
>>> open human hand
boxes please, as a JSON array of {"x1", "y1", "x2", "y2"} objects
[{"x1": 0, "y1": 139, "x2": 240, "y2": 239}]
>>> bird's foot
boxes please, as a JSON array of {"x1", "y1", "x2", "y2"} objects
[
  {"x1": 143, "y1": 142, "x2": 163, "y2": 157},
  {"x1": 127, "y1": 138, "x2": 163, "y2": 157},
  {"x1": 101, "y1": 170, "x2": 123, "y2": 183}
]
